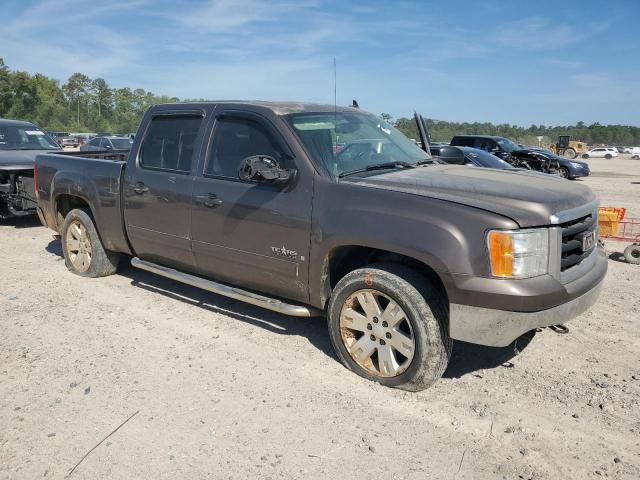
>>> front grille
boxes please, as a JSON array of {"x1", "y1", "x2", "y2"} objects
[{"x1": 559, "y1": 213, "x2": 596, "y2": 271}]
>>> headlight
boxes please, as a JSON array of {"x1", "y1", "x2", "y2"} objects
[
  {"x1": 487, "y1": 229, "x2": 549, "y2": 278},
  {"x1": 570, "y1": 162, "x2": 583, "y2": 168}
]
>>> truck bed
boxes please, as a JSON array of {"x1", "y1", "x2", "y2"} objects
[{"x1": 36, "y1": 152, "x2": 130, "y2": 254}]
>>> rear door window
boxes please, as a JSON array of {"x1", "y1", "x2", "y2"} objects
[{"x1": 140, "y1": 115, "x2": 203, "y2": 173}]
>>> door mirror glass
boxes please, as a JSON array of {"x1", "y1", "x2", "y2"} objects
[{"x1": 238, "y1": 155, "x2": 295, "y2": 184}]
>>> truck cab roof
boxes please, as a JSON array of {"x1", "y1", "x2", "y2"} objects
[{"x1": 148, "y1": 101, "x2": 360, "y2": 116}]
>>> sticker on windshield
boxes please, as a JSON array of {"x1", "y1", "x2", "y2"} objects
[
  {"x1": 25, "y1": 130, "x2": 45, "y2": 135},
  {"x1": 377, "y1": 124, "x2": 391, "y2": 135}
]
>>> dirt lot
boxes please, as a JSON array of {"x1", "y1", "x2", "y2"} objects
[{"x1": 1, "y1": 157, "x2": 639, "y2": 480}]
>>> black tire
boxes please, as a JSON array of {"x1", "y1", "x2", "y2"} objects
[
  {"x1": 327, "y1": 263, "x2": 452, "y2": 391},
  {"x1": 605, "y1": 154, "x2": 612, "y2": 159},
  {"x1": 564, "y1": 148, "x2": 577, "y2": 159},
  {"x1": 582, "y1": 154, "x2": 589, "y2": 159},
  {"x1": 559, "y1": 167, "x2": 570, "y2": 179},
  {"x1": 624, "y1": 244, "x2": 640, "y2": 265},
  {"x1": 61, "y1": 208, "x2": 119, "y2": 277},
  {"x1": 632, "y1": 155, "x2": 640, "y2": 160}
]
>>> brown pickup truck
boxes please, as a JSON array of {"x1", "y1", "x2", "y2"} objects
[{"x1": 35, "y1": 102, "x2": 607, "y2": 390}]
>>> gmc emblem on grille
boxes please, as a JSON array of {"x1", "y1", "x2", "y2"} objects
[{"x1": 582, "y1": 231, "x2": 596, "y2": 252}]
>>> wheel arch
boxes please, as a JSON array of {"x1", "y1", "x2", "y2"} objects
[
  {"x1": 318, "y1": 245, "x2": 448, "y2": 310},
  {"x1": 54, "y1": 193, "x2": 94, "y2": 229}
]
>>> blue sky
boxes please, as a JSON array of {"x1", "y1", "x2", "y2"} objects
[{"x1": 1, "y1": 0, "x2": 639, "y2": 125}]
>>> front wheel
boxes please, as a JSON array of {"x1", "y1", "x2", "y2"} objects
[
  {"x1": 559, "y1": 167, "x2": 570, "y2": 179},
  {"x1": 632, "y1": 155, "x2": 640, "y2": 160},
  {"x1": 61, "y1": 208, "x2": 119, "y2": 277},
  {"x1": 624, "y1": 244, "x2": 640, "y2": 265},
  {"x1": 605, "y1": 154, "x2": 612, "y2": 159},
  {"x1": 327, "y1": 264, "x2": 452, "y2": 391}
]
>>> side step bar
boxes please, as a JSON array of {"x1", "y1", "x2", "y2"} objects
[{"x1": 131, "y1": 257, "x2": 320, "y2": 317}]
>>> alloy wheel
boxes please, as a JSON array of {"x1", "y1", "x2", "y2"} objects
[
  {"x1": 339, "y1": 289, "x2": 416, "y2": 378},
  {"x1": 66, "y1": 220, "x2": 93, "y2": 272}
]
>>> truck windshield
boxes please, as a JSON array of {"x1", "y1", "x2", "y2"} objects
[
  {"x1": 0, "y1": 124, "x2": 59, "y2": 150},
  {"x1": 287, "y1": 112, "x2": 431, "y2": 177}
]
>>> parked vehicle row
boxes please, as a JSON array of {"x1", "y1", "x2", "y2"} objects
[
  {"x1": 45, "y1": 131, "x2": 135, "y2": 150},
  {"x1": 32, "y1": 102, "x2": 607, "y2": 391}
]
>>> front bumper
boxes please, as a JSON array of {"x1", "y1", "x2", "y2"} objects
[
  {"x1": 447, "y1": 246, "x2": 607, "y2": 347},
  {"x1": 569, "y1": 165, "x2": 590, "y2": 178}
]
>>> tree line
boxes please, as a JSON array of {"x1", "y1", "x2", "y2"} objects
[
  {"x1": 1, "y1": 58, "x2": 638, "y2": 145},
  {"x1": 0, "y1": 58, "x2": 178, "y2": 133},
  {"x1": 389, "y1": 115, "x2": 640, "y2": 147}
]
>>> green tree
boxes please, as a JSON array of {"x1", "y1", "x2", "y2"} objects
[
  {"x1": 63, "y1": 73, "x2": 91, "y2": 125},
  {"x1": 7, "y1": 71, "x2": 37, "y2": 119},
  {"x1": 91, "y1": 78, "x2": 112, "y2": 118},
  {"x1": 0, "y1": 58, "x2": 12, "y2": 116}
]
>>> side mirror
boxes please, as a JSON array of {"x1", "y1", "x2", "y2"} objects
[
  {"x1": 238, "y1": 155, "x2": 295, "y2": 184},
  {"x1": 104, "y1": 144, "x2": 112, "y2": 150}
]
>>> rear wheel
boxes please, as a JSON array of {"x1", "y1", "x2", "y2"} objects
[
  {"x1": 632, "y1": 155, "x2": 640, "y2": 160},
  {"x1": 564, "y1": 148, "x2": 577, "y2": 159},
  {"x1": 624, "y1": 244, "x2": 640, "y2": 265},
  {"x1": 327, "y1": 263, "x2": 452, "y2": 391},
  {"x1": 605, "y1": 154, "x2": 612, "y2": 159},
  {"x1": 61, "y1": 208, "x2": 119, "y2": 277}
]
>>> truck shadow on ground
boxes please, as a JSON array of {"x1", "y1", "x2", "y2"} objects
[
  {"x1": 0, "y1": 216, "x2": 42, "y2": 228},
  {"x1": 44, "y1": 238, "x2": 531, "y2": 378},
  {"x1": 444, "y1": 333, "x2": 534, "y2": 379}
]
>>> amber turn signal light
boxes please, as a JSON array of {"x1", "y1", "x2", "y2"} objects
[{"x1": 487, "y1": 231, "x2": 514, "y2": 277}]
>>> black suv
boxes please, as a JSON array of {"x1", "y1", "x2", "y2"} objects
[{"x1": 450, "y1": 135, "x2": 522, "y2": 161}]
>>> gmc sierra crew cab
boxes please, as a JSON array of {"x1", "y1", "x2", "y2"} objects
[{"x1": 35, "y1": 102, "x2": 607, "y2": 391}]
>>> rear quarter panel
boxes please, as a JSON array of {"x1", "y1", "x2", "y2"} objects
[{"x1": 36, "y1": 153, "x2": 131, "y2": 254}]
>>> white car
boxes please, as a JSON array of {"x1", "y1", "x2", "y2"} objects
[
  {"x1": 583, "y1": 147, "x2": 618, "y2": 159},
  {"x1": 626, "y1": 146, "x2": 640, "y2": 159}
]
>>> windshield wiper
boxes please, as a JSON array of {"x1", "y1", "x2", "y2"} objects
[
  {"x1": 415, "y1": 159, "x2": 439, "y2": 166},
  {"x1": 338, "y1": 161, "x2": 416, "y2": 178}
]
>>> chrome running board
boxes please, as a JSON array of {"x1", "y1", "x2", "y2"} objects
[{"x1": 131, "y1": 257, "x2": 320, "y2": 317}]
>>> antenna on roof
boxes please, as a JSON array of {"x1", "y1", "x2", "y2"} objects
[
  {"x1": 333, "y1": 58, "x2": 337, "y2": 114},
  {"x1": 333, "y1": 58, "x2": 337, "y2": 163},
  {"x1": 351, "y1": 99, "x2": 359, "y2": 109}
]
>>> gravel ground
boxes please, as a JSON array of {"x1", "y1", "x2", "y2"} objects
[{"x1": 1, "y1": 156, "x2": 639, "y2": 480}]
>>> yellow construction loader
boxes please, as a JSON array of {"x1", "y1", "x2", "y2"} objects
[{"x1": 547, "y1": 135, "x2": 588, "y2": 159}]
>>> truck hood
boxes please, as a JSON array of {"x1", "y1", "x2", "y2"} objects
[
  {"x1": 0, "y1": 149, "x2": 57, "y2": 170},
  {"x1": 343, "y1": 165, "x2": 596, "y2": 227}
]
